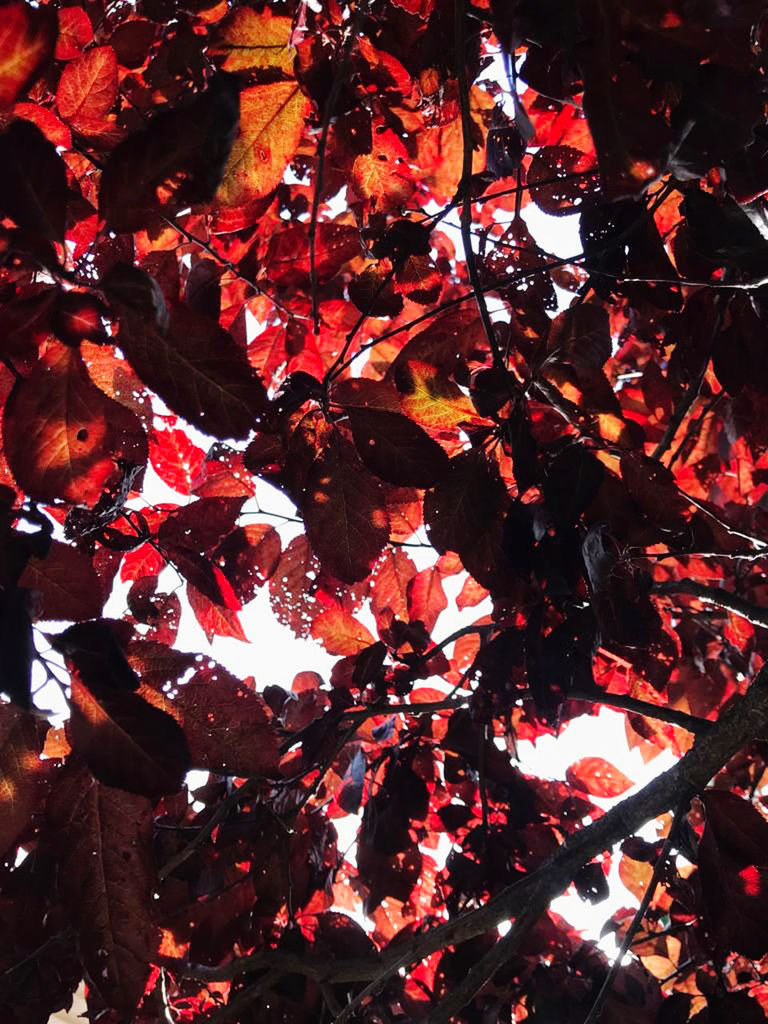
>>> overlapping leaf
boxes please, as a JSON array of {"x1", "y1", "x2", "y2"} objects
[{"x1": 4, "y1": 341, "x2": 147, "y2": 506}]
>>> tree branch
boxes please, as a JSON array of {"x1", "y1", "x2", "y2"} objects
[
  {"x1": 652, "y1": 579, "x2": 768, "y2": 628},
  {"x1": 580, "y1": 796, "x2": 688, "y2": 1024},
  {"x1": 168, "y1": 664, "x2": 768, "y2": 1019},
  {"x1": 570, "y1": 686, "x2": 712, "y2": 736}
]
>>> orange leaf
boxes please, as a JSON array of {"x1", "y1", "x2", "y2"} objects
[
  {"x1": 311, "y1": 607, "x2": 375, "y2": 655},
  {"x1": 351, "y1": 125, "x2": 415, "y2": 213},
  {"x1": 213, "y1": 7, "x2": 295, "y2": 73},
  {"x1": 56, "y1": 45, "x2": 117, "y2": 126},
  {"x1": 217, "y1": 80, "x2": 310, "y2": 208},
  {"x1": 3, "y1": 341, "x2": 147, "y2": 505},
  {"x1": 0, "y1": 3, "x2": 56, "y2": 109},
  {"x1": 566, "y1": 756, "x2": 634, "y2": 798}
]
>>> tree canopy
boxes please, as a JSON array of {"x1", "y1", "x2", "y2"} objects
[{"x1": 2, "y1": 0, "x2": 768, "y2": 1021}]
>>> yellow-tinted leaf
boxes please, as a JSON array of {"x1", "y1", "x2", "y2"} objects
[
  {"x1": 311, "y1": 607, "x2": 375, "y2": 655},
  {"x1": 4, "y1": 342, "x2": 147, "y2": 505},
  {"x1": 396, "y1": 360, "x2": 484, "y2": 431},
  {"x1": 214, "y1": 7, "x2": 295, "y2": 73},
  {"x1": 217, "y1": 80, "x2": 310, "y2": 208},
  {"x1": 351, "y1": 125, "x2": 414, "y2": 213},
  {"x1": 0, "y1": 3, "x2": 56, "y2": 109}
]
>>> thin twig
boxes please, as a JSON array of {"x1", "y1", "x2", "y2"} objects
[
  {"x1": 679, "y1": 490, "x2": 768, "y2": 551},
  {"x1": 570, "y1": 687, "x2": 712, "y2": 736},
  {"x1": 309, "y1": 5, "x2": 364, "y2": 333},
  {"x1": 162, "y1": 664, "x2": 768, "y2": 1010},
  {"x1": 652, "y1": 579, "x2": 768, "y2": 628},
  {"x1": 158, "y1": 778, "x2": 259, "y2": 881},
  {"x1": 652, "y1": 284, "x2": 729, "y2": 462},
  {"x1": 580, "y1": 797, "x2": 689, "y2": 1024},
  {"x1": 455, "y1": 0, "x2": 505, "y2": 371}
]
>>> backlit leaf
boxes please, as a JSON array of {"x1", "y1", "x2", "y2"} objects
[
  {"x1": 114, "y1": 302, "x2": 267, "y2": 440},
  {"x1": 47, "y1": 760, "x2": 157, "y2": 1014},
  {"x1": 19, "y1": 539, "x2": 105, "y2": 621},
  {"x1": 217, "y1": 80, "x2": 310, "y2": 209},
  {"x1": 0, "y1": 3, "x2": 56, "y2": 108},
  {"x1": 351, "y1": 125, "x2": 415, "y2": 213},
  {"x1": 56, "y1": 45, "x2": 117, "y2": 127},
  {"x1": 303, "y1": 439, "x2": 389, "y2": 583},
  {"x1": 188, "y1": 582, "x2": 247, "y2": 642},
  {"x1": 4, "y1": 341, "x2": 147, "y2": 506},
  {"x1": 213, "y1": 7, "x2": 295, "y2": 73},
  {"x1": 311, "y1": 607, "x2": 375, "y2": 655},
  {"x1": 566, "y1": 757, "x2": 634, "y2": 797},
  {"x1": 395, "y1": 360, "x2": 483, "y2": 432}
]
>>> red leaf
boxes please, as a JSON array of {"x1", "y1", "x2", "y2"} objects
[
  {"x1": 188, "y1": 582, "x2": 247, "y2": 641},
  {"x1": 56, "y1": 45, "x2": 117, "y2": 127},
  {"x1": 55, "y1": 7, "x2": 92, "y2": 60},
  {"x1": 47, "y1": 760, "x2": 157, "y2": 1014},
  {"x1": 141, "y1": 666, "x2": 279, "y2": 776},
  {"x1": 4, "y1": 342, "x2": 147, "y2": 506},
  {"x1": 0, "y1": 3, "x2": 57, "y2": 108},
  {"x1": 69, "y1": 673, "x2": 190, "y2": 798},
  {"x1": 303, "y1": 439, "x2": 390, "y2": 583},
  {"x1": 269, "y1": 534, "x2": 319, "y2": 638},
  {"x1": 215, "y1": 523, "x2": 282, "y2": 604},
  {"x1": 699, "y1": 790, "x2": 768, "y2": 958},
  {"x1": 407, "y1": 566, "x2": 448, "y2": 633},
  {"x1": 149, "y1": 424, "x2": 206, "y2": 494},
  {"x1": 346, "y1": 406, "x2": 450, "y2": 488},
  {"x1": 158, "y1": 497, "x2": 244, "y2": 554},
  {"x1": 0, "y1": 704, "x2": 48, "y2": 855},
  {"x1": 371, "y1": 547, "x2": 417, "y2": 624},
  {"x1": 19, "y1": 538, "x2": 105, "y2": 621},
  {"x1": 566, "y1": 757, "x2": 634, "y2": 798},
  {"x1": 114, "y1": 302, "x2": 267, "y2": 440}
]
